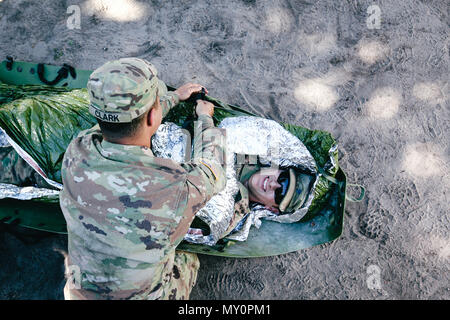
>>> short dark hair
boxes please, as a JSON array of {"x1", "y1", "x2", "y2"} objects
[{"x1": 97, "y1": 110, "x2": 148, "y2": 140}]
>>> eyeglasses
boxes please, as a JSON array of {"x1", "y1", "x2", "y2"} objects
[{"x1": 274, "y1": 170, "x2": 290, "y2": 205}]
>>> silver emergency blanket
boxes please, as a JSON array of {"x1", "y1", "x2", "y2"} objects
[
  {"x1": 0, "y1": 183, "x2": 59, "y2": 200},
  {"x1": 152, "y1": 116, "x2": 331, "y2": 246},
  {"x1": 151, "y1": 122, "x2": 190, "y2": 163}
]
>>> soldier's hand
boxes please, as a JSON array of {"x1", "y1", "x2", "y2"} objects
[
  {"x1": 174, "y1": 83, "x2": 208, "y2": 101},
  {"x1": 196, "y1": 100, "x2": 214, "y2": 117}
]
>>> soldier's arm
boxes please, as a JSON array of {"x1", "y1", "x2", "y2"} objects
[
  {"x1": 183, "y1": 114, "x2": 226, "y2": 191},
  {"x1": 180, "y1": 113, "x2": 227, "y2": 213},
  {"x1": 169, "y1": 113, "x2": 226, "y2": 244},
  {"x1": 160, "y1": 83, "x2": 208, "y2": 118}
]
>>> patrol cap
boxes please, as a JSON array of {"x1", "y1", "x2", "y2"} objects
[
  {"x1": 278, "y1": 168, "x2": 314, "y2": 213},
  {"x1": 87, "y1": 57, "x2": 167, "y2": 123}
]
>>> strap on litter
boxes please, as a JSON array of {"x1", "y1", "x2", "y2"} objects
[
  {"x1": 317, "y1": 166, "x2": 365, "y2": 202},
  {"x1": 37, "y1": 63, "x2": 77, "y2": 86},
  {"x1": 317, "y1": 166, "x2": 344, "y2": 187},
  {"x1": 345, "y1": 183, "x2": 365, "y2": 202}
]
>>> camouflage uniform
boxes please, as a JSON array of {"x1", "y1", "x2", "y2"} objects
[
  {"x1": 59, "y1": 58, "x2": 226, "y2": 300},
  {"x1": 221, "y1": 163, "x2": 259, "y2": 236}
]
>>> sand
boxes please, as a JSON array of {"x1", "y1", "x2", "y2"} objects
[{"x1": 0, "y1": 0, "x2": 448, "y2": 299}]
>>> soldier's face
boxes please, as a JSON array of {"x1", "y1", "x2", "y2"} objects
[{"x1": 248, "y1": 167, "x2": 282, "y2": 211}]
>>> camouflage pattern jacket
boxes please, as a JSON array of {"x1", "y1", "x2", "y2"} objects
[
  {"x1": 221, "y1": 163, "x2": 258, "y2": 237},
  {"x1": 60, "y1": 93, "x2": 226, "y2": 299}
]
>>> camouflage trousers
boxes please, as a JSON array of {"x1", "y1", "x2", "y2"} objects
[
  {"x1": 63, "y1": 250, "x2": 200, "y2": 300},
  {"x1": 159, "y1": 251, "x2": 200, "y2": 300}
]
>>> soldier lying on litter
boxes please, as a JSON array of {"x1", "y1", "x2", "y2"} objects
[
  {"x1": 153, "y1": 115, "x2": 320, "y2": 246},
  {"x1": 184, "y1": 157, "x2": 316, "y2": 242}
]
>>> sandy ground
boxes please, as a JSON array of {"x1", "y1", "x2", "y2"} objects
[{"x1": 0, "y1": 0, "x2": 448, "y2": 300}]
